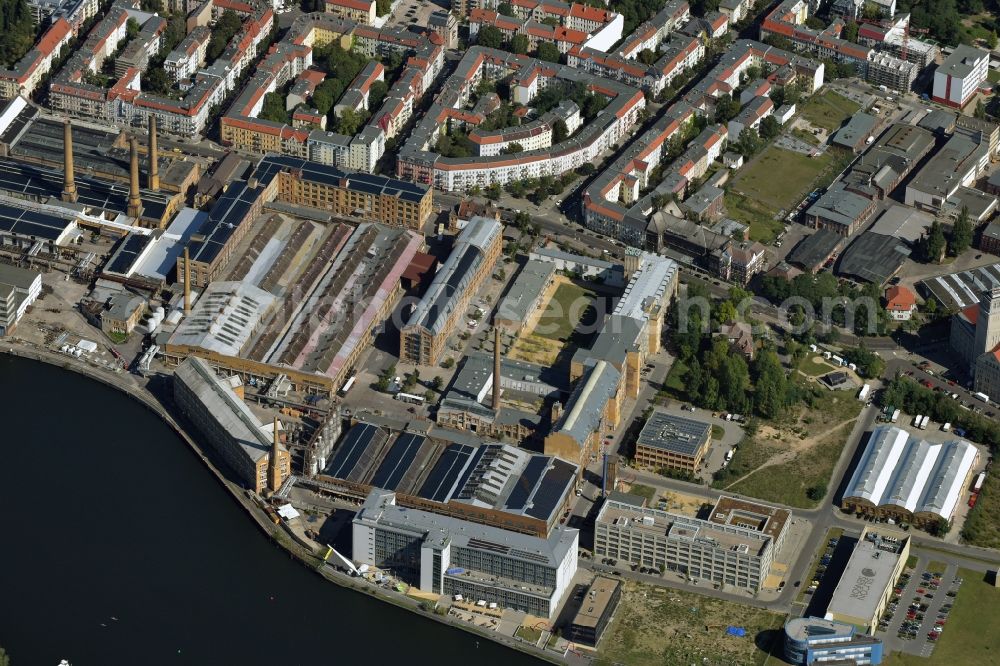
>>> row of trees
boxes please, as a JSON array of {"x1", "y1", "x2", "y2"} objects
[
  {"x1": 880, "y1": 376, "x2": 1000, "y2": 450},
  {"x1": 756, "y1": 272, "x2": 888, "y2": 336},
  {"x1": 0, "y1": 0, "x2": 35, "y2": 68}
]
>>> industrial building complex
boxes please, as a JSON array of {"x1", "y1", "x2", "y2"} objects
[{"x1": 2, "y1": 0, "x2": 998, "y2": 658}]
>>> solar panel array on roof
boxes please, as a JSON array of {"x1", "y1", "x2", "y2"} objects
[
  {"x1": 254, "y1": 155, "x2": 429, "y2": 204},
  {"x1": 465, "y1": 537, "x2": 510, "y2": 554},
  {"x1": 418, "y1": 443, "x2": 475, "y2": 502},
  {"x1": 504, "y1": 456, "x2": 549, "y2": 512},
  {"x1": 451, "y1": 444, "x2": 490, "y2": 496},
  {"x1": 369, "y1": 432, "x2": 426, "y2": 491},
  {"x1": 325, "y1": 423, "x2": 385, "y2": 480},
  {"x1": 526, "y1": 459, "x2": 575, "y2": 520},
  {"x1": 105, "y1": 233, "x2": 152, "y2": 275},
  {"x1": 0, "y1": 157, "x2": 170, "y2": 221},
  {"x1": 187, "y1": 181, "x2": 261, "y2": 265},
  {"x1": 0, "y1": 201, "x2": 75, "y2": 242}
]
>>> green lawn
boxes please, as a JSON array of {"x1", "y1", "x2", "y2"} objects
[
  {"x1": 712, "y1": 424, "x2": 725, "y2": 439},
  {"x1": 516, "y1": 625, "x2": 542, "y2": 643},
  {"x1": 926, "y1": 561, "x2": 947, "y2": 574},
  {"x1": 532, "y1": 281, "x2": 596, "y2": 341},
  {"x1": 988, "y1": 69, "x2": 1000, "y2": 84},
  {"x1": 629, "y1": 484, "x2": 657, "y2": 503},
  {"x1": 726, "y1": 422, "x2": 854, "y2": 508},
  {"x1": 797, "y1": 90, "x2": 860, "y2": 131},
  {"x1": 664, "y1": 358, "x2": 688, "y2": 395},
  {"x1": 798, "y1": 354, "x2": 837, "y2": 377},
  {"x1": 883, "y1": 569, "x2": 1000, "y2": 666},
  {"x1": 727, "y1": 145, "x2": 849, "y2": 243}
]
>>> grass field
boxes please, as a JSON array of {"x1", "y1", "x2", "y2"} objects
[
  {"x1": 713, "y1": 389, "x2": 862, "y2": 507},
  {"x1": 797, "y1": 91, "x2": 860, "y2": 131},
  {"x1": 798, "y1": 354, "x2": 837, "y2": 377},
  {"x1": 509, "y1": 280, "x2": 596, "y2": 365},
  {"x1": 531, "y1": 281, "x2": 596, "y2": 341},
  {"x1": 629, "y1": 484, "x2": 657, "y2": 503},
  {"x1": 664, "y1": 358, "x2": 688, "y2": 394},
  {"x1": 883, "y1": 569, "x2": 1000, "y2": 666},
  {"x1": 961, "y1": 468, "x2": 1000, "y2": 548},
  {"x1": 726, "y1": 422, "x2": 854, "y2": 508},
  {"x1": 727, "y1": 145, "x2": 850, "y2": 243},
  {"x1": 515, "y1": 626, "x2": 542, "y2": 644},
  {"x1": 596, "y1": 580, "x2": 785, "y2": 666}
]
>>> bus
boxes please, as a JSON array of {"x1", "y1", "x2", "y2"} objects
[
  {"x1": 395, "y1": 392, "x2": 425, "y2": 405},
  {"x1": 339, "y1": 375, "x2": 356, "y2": 395}
]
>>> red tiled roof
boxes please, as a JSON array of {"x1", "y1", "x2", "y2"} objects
[
  {"x1": 961, "y1": 303, "x2": 980, "y2": 326},
  {"x1": 885, "y1": 285, "x2": 916, "y2": 311}
]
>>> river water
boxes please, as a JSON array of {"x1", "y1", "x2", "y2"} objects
[{"x1": 0, "y1": 355, "x2": 538, "y2": 666}]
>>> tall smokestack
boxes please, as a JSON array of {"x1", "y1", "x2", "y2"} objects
[
  {"x1": 269, "y1": 416, "x2": 283, "y2": 492},
  {"x1": 148, "y1": 116, "x2": 159, "y2": 191},
  {"x1": 127, "y1": 137, "x2": 143, "y2": 218},
  {"x1": 62, "y1": 119, "x2": 78, "y2": 203},
  {"x1": 492, "y1": 326, "x2": 501, "y2": 410},
  {"x1": 183, "y1": 246, "x2": 192, "y2": 315}
]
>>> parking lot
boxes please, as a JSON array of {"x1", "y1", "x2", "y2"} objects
[{"x1": 876, "y1": 556, "x2": 962, "y2": 658}]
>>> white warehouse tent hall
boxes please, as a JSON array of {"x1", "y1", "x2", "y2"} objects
[{"x1": 842, "y1": 425, "x2": 979, "y2": 527}]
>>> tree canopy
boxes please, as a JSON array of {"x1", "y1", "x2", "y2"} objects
[{"x1": 0, "y1": 0, "x2": 35, "y2": 68}]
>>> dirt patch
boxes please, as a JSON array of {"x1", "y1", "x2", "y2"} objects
[{"x1": 596, "y1": 580, "x2": 784, "y2": 666}]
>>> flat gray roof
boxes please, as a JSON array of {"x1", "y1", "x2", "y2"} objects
[
  {"x1": 826, "y1": 530, "x2": 906, "y2": 624},
  {"x1": 496, "y1": 260, "x2": 555, "y2": 325},
  {"x1": 868, "y1": 204, "x2": 933, "y2": 244}
]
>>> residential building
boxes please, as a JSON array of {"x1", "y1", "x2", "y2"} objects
[
  {"x1": 0, "y1": 18, "x2": 73, "y2": 99},
  {"x1": 563, "y1": 576, "x2": 621, "y2": 647},
  {"x1": 824, "y1": 526, "x2": 910, "y2": 634},
  {"x1": 428, "y1": 10, "x2": 458, "y2": 49},
  {"x1": 784, "y1": 617, "x2": 884, "y2": 666},
  {"x1": 324, "y1": 0, "x2": 376, "y2": 24},
  {"x1": 352, "y1": 488, "x2": 579, "y2": 618},
  {"x1": 632, "y1": 410, "x2": 711, "y2": 473},
  {"x1": 173, "y1": 356, "x2": 290, "y2": 494},
  {"x1": 716, "y1": 240, "x2": 767, "y2": 285},
  {"x1": 719, "y1": 320, "x2": 754, "y2": 358},
  {"x1": 397, "y1": 47, "x2": 646, "y2": 192},
  {"x1": 594, "y1": 496, "x2": 790, "y2": 592},
  {"x1": 100, "y1": 292, "x2": 145, "y2": 338},
  {"x1": 884, "y1": 285, "x2": 916, "y2": 321},
  {"x1": 400, "y1": 216, "x2": 502, "y2": 365},
  {"x1": 0, "y1": 264, "x2": 41, "y2": 335},
  {"x1": 932, "y1": 44, "x2": 989, "y2": 109}
]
